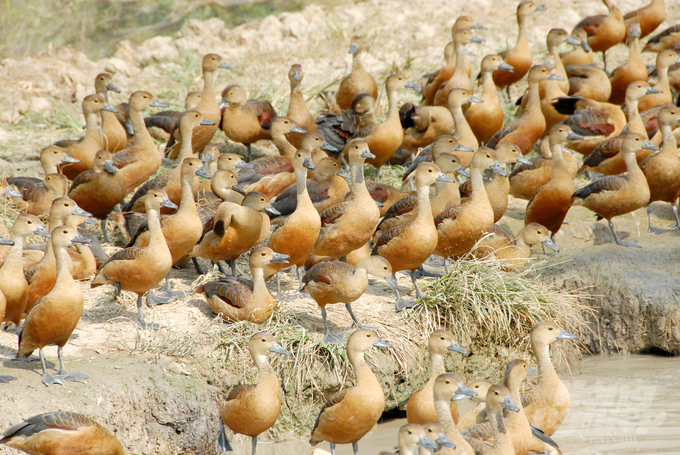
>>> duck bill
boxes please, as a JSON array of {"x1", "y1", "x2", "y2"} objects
[
  {"x1": 565, "y1": 36, "x2": 581, "y2": 47},
  {"x1": 469, "y1": 96, "x2": 483, "y2": 103},
  {"x1": 498, "y1": 62, "x2": 515, "y2": 72},
  {"x1": 416, "y1": 435, "x2": 438, "y2": 450},
  {"x1": 528, "y1": 368, "x2": 538, "y2": 375},
  {"x1": 104, "y1": 160, "x2": 118, "y2": 174},
  {"x1": 405, "y1": 81, "x2": 422, "y2": 91},
  {"x1": 292, "y1": 71, "x2": 302, "y2": 81},
  {"x1": 490, "y1": 161, "x2": 508, "y2": 177},
  {"x1": 219, "y1": 98, "x2": 229, "y2": 109},
  {"x1": 536, "y1": 5, "x2": 547, "y2": 11},
  {"x1": 269, "y1": 252, "x2": 289, "y2": 263},
  {"x1": 360, "y1": 148, "x2": 376, "y2": 160},
  {"x1": 557, "y1": 328, "x2": 578, "y2": 340},
  {"x1": 566, "y1": 131, "x2": 584, "y2": 141},
  {"x1": 35, "y1": 227, "x2": 51, "y2": 238},
  {"x1": 447, "y1": 340, "x2": 470, "y2": 356},
  {"x1": 385, "y1": 274, "x2": 398, "y2": 288},
  {"x1": 73, "y1": 207, "x2": 93, "y2": 217},
  {"x1": 348, "y1": 43, "x2": 358, "y2": 54},
  {"x1": 303, "y1": 157, "x2": 316, "y2": 171},
  {"x1": 124, "y1": 118, "x2": 135, "y2": 136},
  {"x1": 35, "y1": 181, "x2": 47, "y2": 188},
  {"x1": 455, "y1": 143, "x2": 474, "y2": 152},
  {"x1": 517, "y1": 156, "x2": 533, "y2": 166},
  {"x1": 581, "y1": 39, "x2": 591, "y2": 52},
  {"x1": 105, "y1": 83, "x2": 121, "y2": 93},
  {"x1": 160, "y1": 197, "x2": 179, "y2": 210},
  {"x1": 201, "y1": 152, "x2": 212, "y2": 163},
  {"x1": 236, "y1": 161, "x2": 255, "y2": 169},
  {"x1": 455, "y1": 168, "x2": 471, "y2": 179},
  {"x1": 195, "y1": 165, "x2": 212, "y2": 179},
  {"x1": 642, "y1": 140, "x2": 660, "y2": 151},
  {"x1": 264, "y1": 206, "x2": 282, "y2": 217},
  {"x1": 645, "y1": 87, "x2": 663, "y2": 95},
  {"x1": 375, "y1": 200, "x2": 383, "y2": 207},
  {"x1": 373, "y1": 338, "x2": 392, "y2": 348},
  {"x1": 500, "y1": 396, "x2": 520, "y2": 412},
  {"x1": 200, "y1": 119, "x2": 216, "y2": 126},
  {"x1": 451, "y1": 382, "x2": 477, "y2": 401},
  {"x1": 290, "y1": 125, "x2": 307, "y2": 134},
  {"x1": 435, "y1": 172, "x2": 456, "y2": 184},
  {"x1": 338, "y1": 171, "x2": 352, "y2": 179},
  {"x1": 62, "y1": 153, "x2": 81, "y2": 164},
  {"x1": 150, "y1": 99, "x2": 169, "y2": 108},
  {"x1": 435, "y1": 433, "x2": 456, "y2": 449},
  {"x1": 101, "y1": 103, "x2": 119, "y2": 113},
  {"x1": 219, "y1": 61, "x2": 235, "y2": 70},
  {"x1": 6, "y1": 188, "x2": 23, "y2": 198},
  {"x1": 548, "y1": 74, "x2": 564, "y2": 81},
  {"x1": 472, "y1": 22, "x2": 485, "y2": 30},
  {"x1": 73, "y1": 232, "x2": 92, "y2": 245},
  {"x1": 541, "y1": 237, "x2": 559, "y2": 252},
  {"x1": 269, "y1": 341, "x2": 292, "y2": 355},
  {"x1": 321, "y1": 141, "x2": 339, "y2": 153},
  {"x1": 464, "y1": 49, "x2": 476, "y2": 57},
  {"x1": 470, "y1": 36, "x2": 485, "y2": 44},
  {"x1": 232, "y1": 185, "x2": 246, "y2": 196},
  {"x1": 0, "y1": 235, "x2": 14, "y2": 246}
]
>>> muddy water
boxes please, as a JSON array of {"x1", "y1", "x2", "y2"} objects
[{"x1": 230, "y1": 354, "x2": 680, "y2": 454}]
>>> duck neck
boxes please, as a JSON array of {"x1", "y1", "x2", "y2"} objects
[
  {"x1": 487, "y1": 407, "x2": 512, "y2": 445},
  {"x1": 516, "y1": 13, "x2": 529, "y2": 48},
  {"x1": 147, "y1": 207, "x2": 167, "y2": 250},
  {"x1": 53, "y1": 242, "x2": 74, "y2": 288},
  {"x1": 481, "y1": 70, "x2": 498, "y2": 102},
  {"x1": 434, "y1": 396, "x2": 464, "y2": 444},
  {"x1": 624, "y1": 98, "x2": 645, "y2": 134},
  {"x1": 514, "y1": 234, "x2": 531, "y2": 258},
  {"x1": 623, "y1": 151, "x2": 643, "y2": 177},
  {"x1": 551, "y1": 143, "x2": 568, "y2": 176},
  {"x1": 253, "y1": 351, "x2": 277, "y2": 385},
  {"x1": 272, "y1": 130, "x2": 297, "y2": 158},
  {"x1": 659, "y1": 123, "x2": 677, "y2": 157},
  {"x1": 532, "y1": 339, "x2": 558, "y2": 384},
  {"x1": 415, "y1": 182, "x2": 434, "y2": 226},
  {"x1": 251, "y1": 265, "x2": 270, "y2": 297},
  {"x1": 178, "y1": 175, "x2": 198, "y2": 217},
  {"x1": 352, "y1": 51, "x2": 365, "y2": 74},
  {"x1": 349, "y1": 266, "x2": 370, "y2": 291},
  {"x1": 83, "y1": 111, "x2": 101, "y2": 144},
  {"x1": 351, "y1": 160, "x2": 366, "y2": 188},
  {"x1": 295, "y1": 166, "x2": 314, "y2": 209},
  {"x1": 43, "y1": 160, "x2": 59, "y2": 175},
  {"x1": 452, "y1": 41, "x2": 466, "y2": 79},
  {"x1": 129, "y1": 105, "x2": 154, "y2": 149},
  {"x1": 450, "y1": 104, "x2": 473, "y2": 142},
  {"x1": 628, "y1": 37, "x2": 642, "y2": 66},
  {"x1": 202, "y1": 69, "x2": 216, "y2": 100},
  {"x1": 177, "y1": 128, "x2": 195, "y2": 162},
  {"x1": 385, "y1": 85, "x2": 400, "y2": 125},
  {"x1": 470, "y1": 167, "x2": 488, "y2": 203},
  {"x1": 430, "y1": 351, "x2": 446, "y2": 379},
  {"x1": 3, "y1": 234, "x2": 25, "y2": 270},
  {"x1": 655, "y1": 65, "x2": 670, "y2": 91},
  {"x1": 526, "y1": 79, "x2": 541, "y2": 114},
  {"x1": 349, "y1": 349, "x2": 379, "y2": 388}
]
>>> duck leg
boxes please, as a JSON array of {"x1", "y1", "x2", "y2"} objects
[
  {"x1": 352, "y1": 442, "x2": 359, "y2": 455},
  {"x1": 345, "y1": 303, "x2": 378, "y2": 330},
  {"x1": 101, "y1": 219, "x2": 111, "y2": 243},
  {"x1": 385, "y1": 273, "x2": 416, "y2": 311},
  {"x1": 56, "y1": 346, "x2": 89, "y2": 383},
  {"x1": 193, "y1": 258, "x2": 206, "y2": 274},
  {"x1": 215, "y1": 419, "x2": 232, "y2": 453},
  {"x1": 374, "y1": 167, "x2": 381, "y2": 182},
  {"x1": 410, "y1": 271, "x2": 425, "y2": 300},
  {"x1": 671, "y1": 204, "x2": 680, "y2": 230},
  {"x1": 216, "y1": 261, "x2": 230, "y2": 276},
  {"x1": 137, "y1": 295, "x2": 164, "y2": 330},
  {"x1": 251, "y1": 437, "x2": 258, "y2": 455},
  {"x1": 246, "y1": 144, "x2": 253, "y2": 162},
  {"x1": 147, "y1": 275, "x2": 186, "y2": 305},
  {"x1": 39, "y1": 349, "x2": 62, "y2": 386},
  {"x1": 647, "y1": 206, "x2": 669, "y2": 234},
  {"x1": 321, "y1": 308, "x2": 347, "y2": 346},
  {"x1": 608, "y1": 220, "x2": 641, "y2": 248},
  {"x1": 330, "y1": 443, "x2": 337, "y2": 455}
]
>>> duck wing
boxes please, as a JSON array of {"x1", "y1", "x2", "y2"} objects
[
  {"x1": 200, "y1": 278, "x2": 253, "y2": 310},
  {"x1": 122, "y1": 172, "x2": 171, "y2": 212},
  {"x1": 68, "y1": 170, "x2": 96, "y2": 194},
  {"x1": 1, "y1": 412, "x2": 97, "y2": 442},
  {"x1": 319, "y1": 202, "x2": 350, "y2": 226},
  {"x1": 573, "y1": 175, "x2": 627, "y2": 199}
]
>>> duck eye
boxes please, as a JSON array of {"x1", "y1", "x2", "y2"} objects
[
  {"x1": 383, "y1": 266, "x2": 387, "y2": 270},
  {"x1": 537, "y1": 230, "x2": 542, "y2": 234},
  {"x1": 428, "y1": 169, "x2": 433, "y2": 173},
  {"x1": 495, "y1": 391, "x2": 499, "y2": 395},
  {"x1": 65, "y1": 203, "x2": 70, "y2": 207},
  {"x1": 440, "y1": 336, "x2": 445, "y2": 340},
  {"x1": 27, "y1": 220, "x2": 32, "y2": 224},
  {"x1": 548, "y1": 326, "x2": 554, "y2": 330},
  {"x1": 261, "y1": 338, "x2": 266, "y2": 342},
  {"x1": 54, "y1": 151, "x2": 58, "y2": 154},
  {"x1": 63, "y1": 229, "x2": 68, "y2": 234},
  {"x1": 261, "y1": 252, "x2": 266, "y2": 256},
  {"x1": 486, "y1": 154, "x2": 491, "y2": 158},
  {"x1": 475, "y1": 385, "x2": 479, "y2": 388},
  {"x1": 407, "y1": 431, "x2": 412, "y2": 435},
  {"x1": 445, "y1": 380, "x2": 451, "y2": 384}
]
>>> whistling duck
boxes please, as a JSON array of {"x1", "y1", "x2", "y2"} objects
[
  {"x1": 353, "y1": 75, "x2": 419, "y2": 179},
  {"x1": 123, "y1": 110, "x2": 213, "y2": 213},
  {"x1": 608, "y1": 22, "x2": 648, "y2": 105},
  {"x1": 420, "y1": 422, "x2": 456, "y2": 454},
  {"x1": 7, "y1": 146, "x2": 79, "y2": 195},
  {"x1": 474, "y1": 223, "x2": 558, "y2": 270},
  {"x1": 566, "y1": 64, "x2": 612, "y2": 101},
  {"x1": 220, "y1": 85, "x2": 277, "y2": 162},
  {"x1": 525, "y1": 126, "x2": 583, "y2": 239},
  {"x1": 0, "y1": 215, "x2": 49, "y2": 327},
  {"x1": 0, "y1": 412, "x2": 132, "y2": 455},
  {"x1": 422, "y1": 16, "x2": 485, "y2": 106},
  {"x1": 432, "y1": 373, "x2": 477, "y2": 455},
  {"x1": 402, "y1": 136, "x2": 473, "y2": 185},
  {"x1": 310, "y1": 141, "x2": 380, "y2": 264},
  {"x1": 458, "y1": 379, "x2": 493, "y2": 429},
  {"x1": 643, "y1": 24, "x2": 680, "y2": 52},
  {"x1": 466, "y1": 54, "x2": 514, "y2": 145},
  {"x1": 640, "y1": 108, "x2": 680, "y2": 232},
  {"x1": 433, "y1": 29, "x2": 485, "y2": 106},
  {"x1": 302, "y1": 256, "x2": 393, "y2": 345},
  {"x1": 16, "y1": 226, "x2": 90, "y2": 386},
  {"x1": 459, "y1": 143, "x2": 529, "y2": 223},
  {"x1": 91, "y1": 190, "x2": 177, "y2": 329},
  {"x1": 363, "y1": 181, "x2": 411, "y2": 217},
  {"x1": 189, "y1": 192, "x2": 273, "y2": 276},
  {"x1": 522, "y1": 321, "x2": 578, "y2": 436},
  {"x1": 624, "y1": 0, "x2": 665, "y2": 39},
  {"x1": 518, "y1": 29, "x2": 573, "y2": 106},
  {"x1": 399, "y1": 104, "x2": 455, "y2": 153},
  {"x1": 63, "y1": 213, "x2": 98, "y2": 280},
  {"x1": 199, "y1": 247, "x2": 288, "y2": 323},
  {"x1": 285, "y1": 64, "x2": 316, "y2": 148},
  {"x1": 166, "y1": 53, "x2": 233, "y2": 158},
  {"x1": 68, "y1": 150, "x2": 126, "y2": 243},
  {"x1": 270, "y1": 157, "x2": 350, "y2": 218},
  {"x1": 126, "y1": 157, "x2": 210, "y2": 304},
  {"x1": 58, "y1": 95, "x2": 117, "y2": 180},
  {"x1": 373, "y1": 163, "x2": 455, "y2": 310},
  {"x1": 574, "y1": 0, "x2": 626, "y2": 72},
  {"x1": 315, "y1": 93, "x2": 376, "y2": 153},
  {"x1": 573, "y1": 133, "x2": 657, "y2": 247},
  {"x1": 0, "y1": 185, "x2": 17, "y2": 265},
  {"x1": 446, "y1": 88, "x2": 481, "y2": 152},
  {"x1": 638, "y1": 50, "x2": 680, "y2": 112},
  {"x1": 482, "y1": 385, "x2": 522, "y2": 455},
  {"x1": 216, "y1": 332, "x2": 291, "y2": 455},
  {"x1": 93, "y1": 73, "x2": 127, "y2": 153},
  {"x1": 194, "y1": 170, "x2": 247, "y2": 247},
  {"x1": 24, "y1": 198, "x2": 92, "y2": 314},
  {"x1": 309, "y1": 329, "x2": 392, "y2": 455},
  {"x1": 539, "y1": 60, "x2": 570, "y2": 135},
  {"x1": 235, "y1": 117, "x2": 307, "y2": 200},
  {"x1": 335, "y1": 36, "x2": 379, "y2": 111},
  {"x1": 15, "y1": 173, "x2": 68, "y2": 217},
  {"x1": 379, "y1": 424, "x2": 440, "y2": 455},
  {"x1": 559, "y1": 28, "x2": 594, "y2": 67},
  {"x1": 488, "y1": 66, "x2": 561, "y2": 154},
  {"x1": 493, "y1": 1, "x2": 547, "y2": 95},
  {"x1": 197, "y1": 149, "x2": 252, "y2": 194},
  {"x1": 434, "y1": 150, "x2": 506, "y2": 262},
  {"x1": 145, "y1": 90, "x2": 203, "y2": 142},
  {"x1": 407, "y1": 330, "x2": 469, "y2": 425}
]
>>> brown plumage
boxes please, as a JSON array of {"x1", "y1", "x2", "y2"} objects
[
  {"x1": 145, "y1": 91, "x2": 202, "y2": 142},
  {"x1": 68, "y1": 150, "x2": 126, "y2": 222},
  {"x1": 93, "y1": 73, "x2": 127, "y2": 153},
  {"x1": 315, "y1": 93, "x2": 375, "y2": 152},
  {"x1": 608, "y1": 22, "x2": 648, "y2": 105},
  {"x1": 567, "y1": 64, "x2": 611, "y2": 101},
  {"x1": 643, "y1": 23, "x2": 680, "y2": 52},
  {"x1": 638, "y1": 50, "x2": 680, "y2": 112},
  {"x1": 400, "y1": 104, "x2": 454, "y2": 153},
  {"x1": 7, "y1": 146, "x2": 79, "y2": 196},
  {"x1": 433, "y1": 29, "x2": 484, "y2": 106},
  {"x1": 335, "y1": 36, "x2": 379, "y2": 112},
  {"x1": 559, "y1": 28, "x2": 594, "y2": 68},
  {"x1": 365, "y1": 181, "x2": 413, "y2": 217},
  {"x1": 402, "y1": 136, "x2": 473, "y2": 185},
  {"x1": 446, "y1": 88, "x2": 480, "y2": 151},
  {"x1": 458, "y1": 379, "x2": 494, "y2": 430},
  {"x1": 15, "y1": 174, "x2": 68, "y2": 217},
  {"x1": 624, "y1": 0, "x2": 665, "y2": 39},
  {"x1": 431, "y1": 373, "x2": 477, "y2": 455},
  {"x1": 285, "y1": 64, "x2": 316, "y2": 148},
  {"x1": 574, "y1": 0, "x2": 626, "y2": 70}
]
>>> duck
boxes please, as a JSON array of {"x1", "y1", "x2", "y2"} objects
[
  {"x1": 166, "y1": 53, "x2": 233, "y2": 158},
  {"x1": 379, "y1": 424, "x2": 439, "y2": 455},
  {"x1": 220, "y1": 85, "x2": 277, "y2": 162},
  {"x1": 608, "y1": 22, "x2": 648, "y2": 105},
  {"x1": 111, "y1": 91, "x2": 169, "y2": 193},
  {"x1": 432, "y1": 373, "x2": 478, "y2": 455},
  {"x1": 198, "y1": 247, "x2": 288, "y2": 323},
  {"x1": 643, "y1": 24, "x2": 680, "y2": 52},
  {"x1": 466, "y1": 54, "x2": 515, "y2": 145},
  {"x1": 365, "y1": 181, "x2": 413, "y2": 217},
  {"x1": 63, "y1": 213, "x2": 99, "y2": 280},
  {"x1": 638, "y1": 50, "x2": 680, "y2": 112},
  {"x1": 559, "y1": 28, "x2": 594, "y2": 67},
  {"x1": 196, "y1": 170, "x2": 247, "y2": 230},
  {"x1": 573, "y1": 133, "x2": 657, "y2": 247},
  {"x1": 434, "y1": 150, "x2": 506, "y2": 263},
  {"x1": 24, "y1": 198, "x2": 92, "y2": 314},
  {"x1": 432, "y1": 29, "x2": 485, "y2": 106},
  {"x1": 524, "y1": 126, "x2": 583, "y2": 241},
  {"x1": 419, "y1": 422, "x2": 456, "y2": 454},
  {"x1": 399, "y1": 104, "x2": 455, "y2": 153},
  {"x1": 640, "y1": 107, "x2": 680, "y2": 233},
  {"x1": 459, "y1": 143, "x2": 528, "y2": 223},
  {"x1": 0, "y1": 215, "x2": 50, "y2": 327},
  {"x1": 285, "y1": 64, "x2": 316, "y2": 148},
  {"x1": 144, "y1": 90, "x2": 203, "y2": 142},
  {"x1": 457, "y1": 379, "x2": 493, "y2": 429},
  {"x1": 0, "y1": 412, "x2": 132, "y2": 455},
  {"x1": 0, "y1": 193, "x2": 17, "y2": 265},
  {"x1": 93, "y1": 73, "x2": 127, "y2": 153},
  {"x1": 446, "y1": 88, "x2": 482, "y2": 152},
  {"x1": 480, "y1": 385, "x2": 521, "y2": 455},
  {"x1": 58, "y1": 94, "x2": 117, "y2": 180},
  {"x1": 574, "y1": 0, "x2": 626, "y2": 72},
  {"x1": 196, "y1": 149, "x2": 252, "y2": 195},
  {"x1": 315, "y1": 93, "x2": 376, "y2": 152},
  {"x1": 91, "y1": 190, "x2": 177, "y2": 329},
  {"x1": 406, "y1": 330, "x2": 470, "y2": 425},
  {"x1": 522, "y1": 321, "x2": 579, "y2": 436},
  {"x1": 352, "y1": 75, "x2": 420, "y2": 180},
  {"x1": 566, "y1": 64, "x2": 612, "y2": 101},
  {"x1": 7, "y1": 146, "x2": 79, "y2": 194},
  {"x1": 123, "y1": 110, "x2": 213, "y2": 213},
  {"x1": 216, "y1": 332, "x2": 291, "y2": 455},
  {"x1": 189, "y1": 192, "x2": 272, "y2": 276},
  {"x1": 372, "y1": 163, "x2": 455, "y2": 310},
  {"x1": 301, "y1": 256, "x2": 394, "y2": 345},
  {"x1": 422, "y1": 16, "x2": 485, "y2": 106},
  {"x1": 335, "y1": 36, "x2": 379, "y2": 112},
  {"x1": 492, "y1": 1, "x2": 547, "y2": 96},
  {"x1": 16, "y1": 226, "x2": 91, "y2": 386},
  {"x1": 473, "y1": 223, "x2": 558, "y2": 270},
  {"x1": 538, "y1": 59, "x2": 571, "y2": 134},
  {"x1": 402, "y1": 136, "x2": 473, "y2": 185},
  {"x1": 310, "y1": 141, "x2": 381, "y2": 264},
  {"x1": 624, "y1": 0, "x2": 665, "y2": 39},
  {"x1": 68, "y1": 150, "x2": 126, "y2": 243},
  {"x1": 15, "y1": 173, "x2": 69, "y2": 217},
  {"x1": 309, "y1": 329, "x2": 392, "y2": 455},
  {"x1": 487, "y1": 66, "x2": 561, "y2": 155}
]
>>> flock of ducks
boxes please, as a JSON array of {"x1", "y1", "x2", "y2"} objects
[{"x1": 0, "y1": 0, "x2": 679, "y2": 453}]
